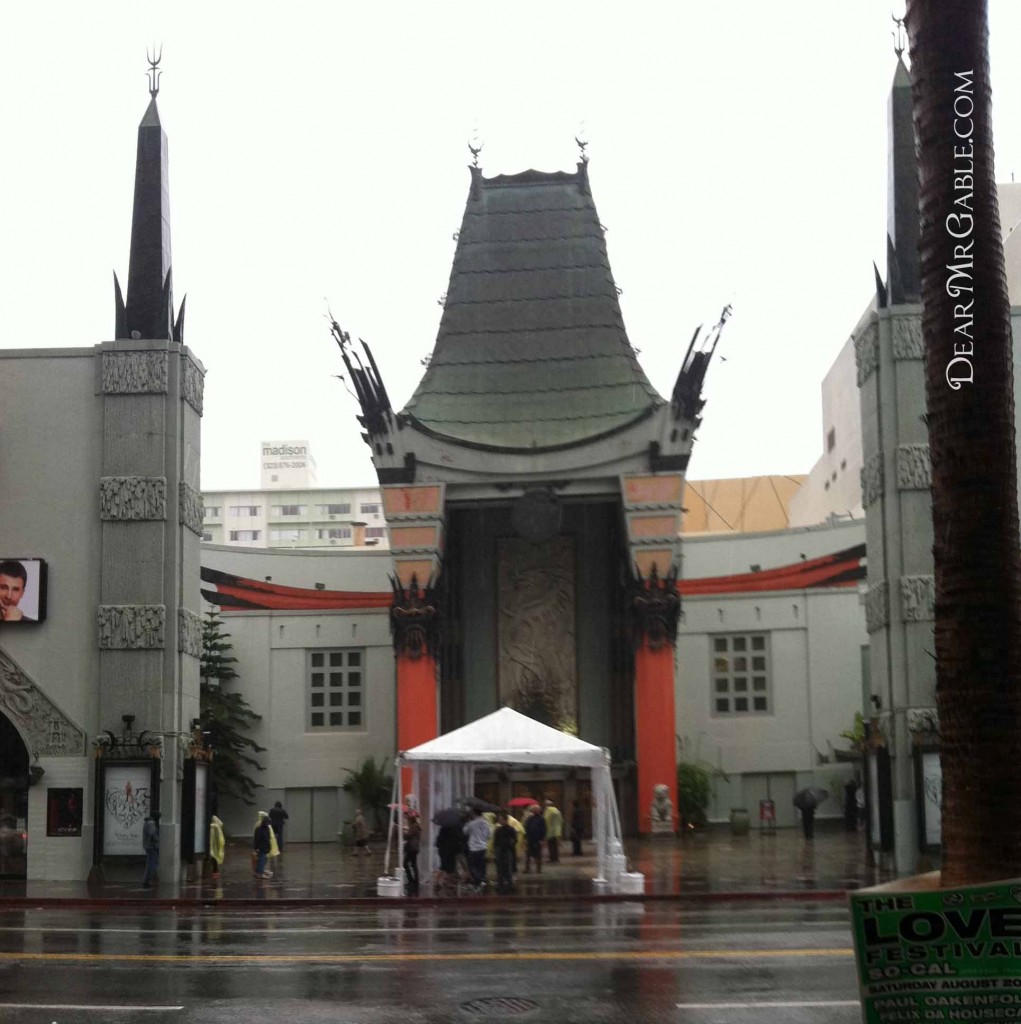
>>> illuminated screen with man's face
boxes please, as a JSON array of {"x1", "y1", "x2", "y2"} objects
[{"x1": 0, "y1": 558, "x2": 46, "y2": 624}]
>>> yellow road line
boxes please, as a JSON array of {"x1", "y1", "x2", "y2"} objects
[{"x1": 0, "y1": 947, "x2": 854, "y2": 965}]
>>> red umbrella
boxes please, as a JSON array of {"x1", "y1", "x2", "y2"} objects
[{"x1": 507, "y1": 796, "x2": 536, "y2": 808}]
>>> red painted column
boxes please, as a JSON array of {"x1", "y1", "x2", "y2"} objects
[
  {"x1": 634, "y1": 640, "x2": 678, "y2": 833},
  {"x1": 396, "y1": 650, "x2": 438, "y2": 792}
]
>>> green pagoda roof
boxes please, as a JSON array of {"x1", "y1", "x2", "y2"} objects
[{"x1": 402, "y1": 163, "x2": 664, "y2": 452}]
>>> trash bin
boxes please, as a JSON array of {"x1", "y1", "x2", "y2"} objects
[{"x1": 729, "y1": 807, "x2": 750, "y2": 836}]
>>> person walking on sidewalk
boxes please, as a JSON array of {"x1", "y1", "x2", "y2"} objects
[
  {"x1": 269, "y1": 801, "x2": 289, "y2": 851},
  {"x1": 141, "y1": 810, "x2": 160, "y2": 888},
  {"x1": 463, "y1": 807, "x2": 491, "y2": 892},
  {"x1": 253, "y1": 812, "x2": 275, "y2": 878},
  {"x1": 403, "y1": 812, "x2": 421, "y2": 895},
  {"x1": 543, "y1": 799, "x2": 563, "y2": 863},
  {"x1": 493, "y1": 810, "x2": 517, "y2": 894},
  {"x1": 524, "y1": 804, "x2": 547, "y2": 873},
  {"x1": 209, "y1": 815, "x2": 225, "y2": 881},
  {"x1": 353, "y1": 808, "x2": 371, "y2": 856}
]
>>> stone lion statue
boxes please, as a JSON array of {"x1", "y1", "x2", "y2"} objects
[{"x1": 650, "y1": 783, "x2": 674, "y2": 823}]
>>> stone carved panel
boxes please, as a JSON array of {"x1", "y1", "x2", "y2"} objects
[
  {"x1": 100, "y1": 477, "x2": 167, "y2": 521},
  {"x1": 98, "y1": 605, "x2": 166, "y2": 649},
  {"x1": 897, "y1": 444, "x2": 932, "y2": 490},
  {"x1": 181, "y1": 357, "x2": 204, "y2": 415},
  {"x1": 907, "y1": 707, "x2": 939, "y2": 738},
  {"x1": 179, "y1": 482, "x2": 204, "y2": 536},
  {"x1": 892, "y1": 316, "x2": 924, "y2": 360},
  {"x1": 860, "y1": 452, "x2": 885, "y2": 508},
  {"x1": 497, "y1": 535, "x2": 577, "y2": 733},
  {"x1": 854, "y1": 323, "x2": 879, "y2": 386},
  {"x1": 901, "y1": 575, "x2": 936, "y2": 622},
  {"x1": 865, "y1": 581, "x2": 889, "y2": 634},
  {"x1": 178, "y1": 608, "x2": 203, "y2": 658},
  {"x1": 0, "y1": 647, "x2": 87, "y2": 756},
  {"x1": 102, "y1": 352, "x2": 169, "y2": 394}
]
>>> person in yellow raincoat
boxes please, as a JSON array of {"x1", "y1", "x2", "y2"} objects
[
  {"x1": 209, "y1": 815, "x2": 226, "y2": 880},
  {"x1": 254, "y1": 811, "x2": 280, "y2": 878}
]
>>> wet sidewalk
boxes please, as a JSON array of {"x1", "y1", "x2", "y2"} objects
[{"x1": 0, "y1": 823, "x2": 892, "y2": 908}]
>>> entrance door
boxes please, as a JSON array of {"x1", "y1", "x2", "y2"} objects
[{"x1": 0, "y1": 714, "x2": 29, "y2": 878}]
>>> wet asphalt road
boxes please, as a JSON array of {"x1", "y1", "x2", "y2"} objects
[{"x1": 0, "y1": 900, "x2": 862, "y2": 1023}]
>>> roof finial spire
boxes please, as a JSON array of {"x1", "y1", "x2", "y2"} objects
[
  {"x1": 468, "y1": 128, "x2": 483, "y2": 170},
  {"x1": 892, "y1": 13, "x2": 906, "y2": 60},
  {"x1": 146, "y1": 44, "x2": 162, "y2": 99},
  {"x1": 575, "y1": 122, "x2": 589, "y2": 164}
]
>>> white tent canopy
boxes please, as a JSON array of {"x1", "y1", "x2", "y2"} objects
[{"x1": 389, "y1": 708, "x2": 628, "y2": 890}]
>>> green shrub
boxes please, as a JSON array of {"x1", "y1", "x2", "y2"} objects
[{"x1": 677, "y1": 761, "x2": 714, "y2": 828}]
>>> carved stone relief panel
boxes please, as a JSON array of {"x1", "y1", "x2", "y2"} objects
[
  {"x1": 497, "y1": 535, "x2": 577, "y2": 733},
  {"x1": 100, "y1": 477, "x2": 168, "y2": 521},
  {"x1": 102, "y1": 352, "x2": 169, "y2": 394},
  {"x1": 865, "y1": 581, "x2": 889, "y2": 634},
  {"x1": 860, "y1": 452, "x2": 885, "y2": 508},
  {"x1": 181, "y1": 357, "x2": 204, "y2": 415},
  {"x1": 178, "y1": 608, "x2": 203, "y2": 658},
  {"x1": 897, "y1": 444, "x2": 932, "y2": 490},
  {"x1": 901, "y1": 575, "x2": 936, "y2": 622},
  {"x1": 179, "y1": 482, "x2": 204, "y2": 536},
  {"x1": 891, "y1": 316, "x2": 923, "y2": 360},
  {"x1": 854, "y1": 323, "x2": 879, "y2": 386},
  {"x1": 0, "y1": 647, "x2": 87, "y2": 756},
  {"x1": 98, "y1": 605, "x2": 166, "y2": 649}
]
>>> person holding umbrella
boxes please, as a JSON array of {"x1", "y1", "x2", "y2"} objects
[
  {"x1": 792, "y1": 786, "x2": 827, "y2": 840},
  {"x1": 433, "y1": 807, "x2": 464, "y2": 893}
]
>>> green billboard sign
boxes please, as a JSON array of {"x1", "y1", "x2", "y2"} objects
[{"x1": 850, "y1": 877, "x2": 1021, "y2": 1022}]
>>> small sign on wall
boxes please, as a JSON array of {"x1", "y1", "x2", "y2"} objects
[{"x1": 46, "y1": 788, "x2": 83, "y2": 837}]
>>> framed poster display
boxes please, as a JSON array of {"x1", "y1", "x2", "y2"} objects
[
  {"x1": 96, "y1": 760, "x2": 160, "y2": 860},
  {"x1": 913, "y1": 744, "x2": 942, "y2": 853},
  {"x1": 0, "y1": 557, "x2": 47, "y2": 624},
  {"x1": 46, "y1": 788, "x2": 83, "y2": 837},
  {"x1": 180, "y1": 758, "x2": 210, "y2": 862}
]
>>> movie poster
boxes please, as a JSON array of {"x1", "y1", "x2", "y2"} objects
[
  {"x1": 101, "y1": 764, "x2": 152, "y2": 856},
  {"x1": 0, "y1": 557, "x2": 46, "y2": 624}
]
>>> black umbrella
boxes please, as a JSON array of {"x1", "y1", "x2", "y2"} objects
[
  {"x1": 432, "y1": 807, "x2": 465, "y2": 828},
  {"x1": 793, "y1": 786, "x2": 828, "y2": 811},
  {"x1": 457, "y1": 796, "x2": 502, "y2": 813}
]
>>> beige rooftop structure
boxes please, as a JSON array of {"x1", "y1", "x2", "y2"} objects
[{"x1": 682, "y1": 475, "x2": 806, "y2": 534}]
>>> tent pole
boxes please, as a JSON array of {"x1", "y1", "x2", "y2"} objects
[{"x1": 383, "y1": 757, "x2": 400, "y2": 878}]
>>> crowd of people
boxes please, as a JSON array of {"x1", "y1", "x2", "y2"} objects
[{"x1": 416, "y1": 798, "x2": 586, "y2": 895}]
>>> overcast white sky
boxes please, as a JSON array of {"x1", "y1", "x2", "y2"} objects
[{"x1": 2, "y1": 2, "x2": 1021, "y2": 491}]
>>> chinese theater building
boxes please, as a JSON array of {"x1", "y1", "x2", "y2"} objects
[{"x1": 337, "y1": 158, "x2": 721, "y2": 831}]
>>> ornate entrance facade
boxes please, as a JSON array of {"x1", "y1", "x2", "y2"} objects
[{"x1": 338, "y1": 159, "x2": 721, "y2": 832}]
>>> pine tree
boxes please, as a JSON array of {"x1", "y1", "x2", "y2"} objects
[{"x1": 200, "y1": 610, "x2": 265, "y2": 807}]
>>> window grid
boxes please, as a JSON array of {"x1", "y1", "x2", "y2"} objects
[
  {"x1": 711, "y1": 633, "x2": 771, "y2": 716},
  {"x1": 307, "y1": 649, "x2": 365, "y2": 731}
]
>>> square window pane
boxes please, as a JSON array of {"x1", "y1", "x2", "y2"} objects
[
  {"x1": 715, "y1": 698, "x2": 729, "y2": 713},
  {"x1": 311, "y1": 712, "x2": 324, "y2": 727},
  {"x1": 733, "y1": 637, "x2": 747, "y2": 652},
  {"x1": 348, "y1": 652, "x2": 362, "y2": 667},
  {"x1": 752, "y1": 656, "x2": 766, "y2": 671},
  {"x1": 311, "y1": 673, "x2": 324, "y2": 687},
  {"x1": 714, "y1": 658, "x2": 729, "y2": 673},
  {"x1": 713, "y1": 638, "x2": 727, "y2": 653},
  {"x1": 330, "y1": 692, "x2": 343, "y2": 707},
  {"x1": 753, "y1": 676, "x2": 767, "y2": 691},
  {"x1": 752, "y1": 636, "x2": 765, "y2": 650},
  {"x1": 348, "y1": 712, "x2": 362, "y2": 726},
  {"x1": 348, "y1": 691, "x2": 361, "y2": 707},
  {"x1": 329, "y1": 712, "x2": 343, "y2": 726},
  {"x1": 329, "y1": 653, "x2": 344, "y2": 667},
  {"x1": 735, "y1": 697, "x2": 749, "y2": 712},
  {"x1": 734, "y1": 657, "x2": 747, "y2": 671},
  {"x1": 714, "y1": 679, "x2": 728, "y2": 694},
  {"x1": 753, "y1": 697, "x2": 768, "y2": 711},
  {"x1": 311, "y1": 653, "x2": 324, "y2": 667},
  {"x1": 311, "y1": 692, "x2": 324, "y2": 707},
  {"x1": 734, "y1": 678, "x2": 748, "y2": 692},
  {"x1": 329, "y1": 672, "x2": 344, "y2": 687},
  {"x1": 348, "y1": 672, "x2": 361, "y2": 686}
]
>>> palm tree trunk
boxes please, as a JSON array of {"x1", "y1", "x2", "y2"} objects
[{"x1": 907, "y1": 0, "x2": 1021, "y2": 885}]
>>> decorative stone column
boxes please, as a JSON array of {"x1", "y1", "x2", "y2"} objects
[{"x1": 621, "y1": 474, "x2": 684, "y2": 834}]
